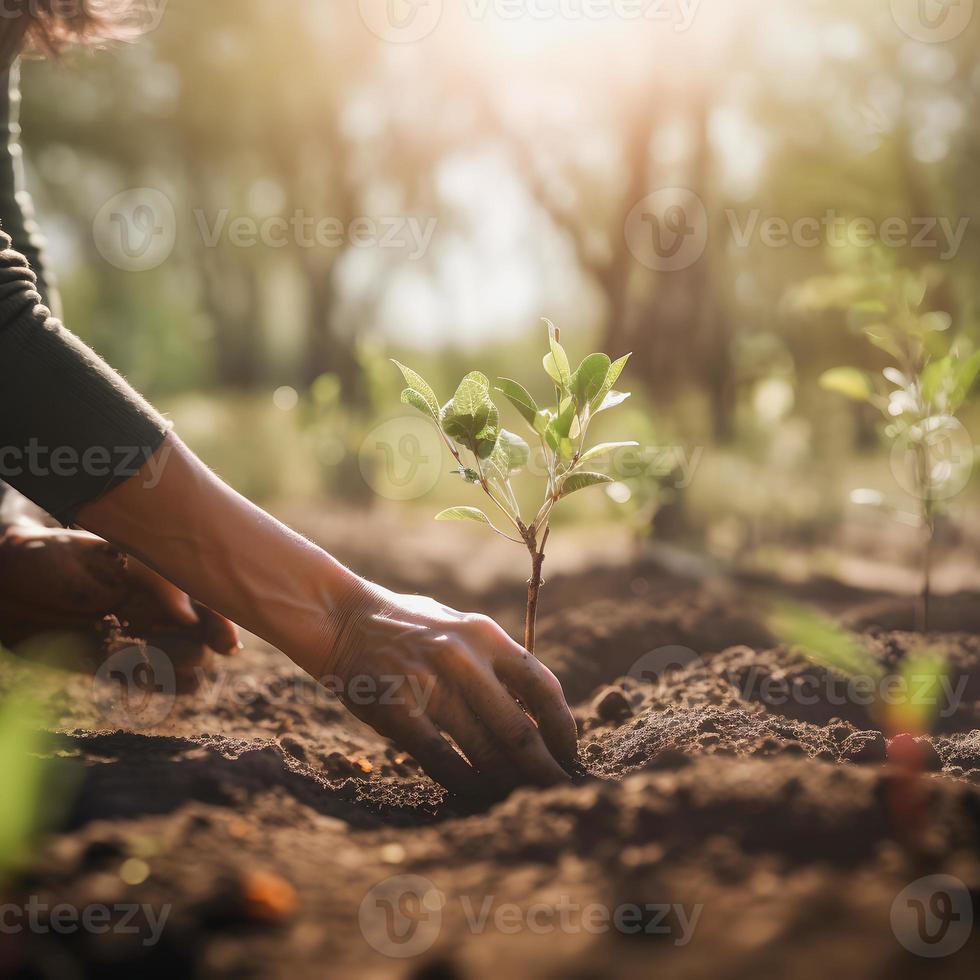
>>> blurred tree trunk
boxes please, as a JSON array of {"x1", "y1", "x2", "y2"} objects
[
  {"x1": 626, "y1": 94, "x2": 736, "y2": 442},
  {"x1": 198, "y1": 221, "x2": 265, "y2": 388},
  {"x1": 302, "y1": 258, "x2": 366, "y2": 405}
]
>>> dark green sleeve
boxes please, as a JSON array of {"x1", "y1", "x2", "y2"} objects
[
  {"x1": 0, "y1": 232, "x2": 170, "y2": 525},
  {"x1": 0, "y1": 62, "x2": 59, "y2": 316}
]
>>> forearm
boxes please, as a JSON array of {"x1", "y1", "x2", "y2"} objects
[{"x1": 75, "y1": 433, "x2": 367, "y2": 678}]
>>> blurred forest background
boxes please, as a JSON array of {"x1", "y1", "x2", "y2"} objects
[{"x1": 14, "y1": 0, "x2": 980, "y2": 585}]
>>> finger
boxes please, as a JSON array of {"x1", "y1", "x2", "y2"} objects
[
  {"x1": 126, "y1": 561, "x2": 200, "y2": 627},
  {"x1": 372, "y1": 711, "x2": 481, "y2": 796},
  {"x1": 434, "y1": 695, "x2": 518, "y2": 791},
  {"x1": 195, "y1": 603, "x2": 241, "y2": 655},
  {"x1": 493, "y1": 646, "x2": 578, "y2": 765},
  {"x1": 462, "y1": 673, "x2": 571, "y2": 787}
]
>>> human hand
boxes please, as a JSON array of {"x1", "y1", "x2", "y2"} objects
[
  {"x1": 0, "y1": 522, "x2": 239, "y2": 658},
  {"x1": 316, "y1": 582, "x2": 578, "y2": 797}
]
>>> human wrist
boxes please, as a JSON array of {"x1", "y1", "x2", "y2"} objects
[{"x1": 286, "y1": 573, "x2": 394, "y2": 683}]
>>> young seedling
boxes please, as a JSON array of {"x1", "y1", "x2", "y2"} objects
[
  {"x1": 819, "y1": 273, "x2": 980, "y2": 632},
  {"x1": 393, "y1": 320, "x2": 636, "y2": 653}
]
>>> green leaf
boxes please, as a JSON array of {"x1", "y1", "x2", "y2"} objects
[
  {"x1": 590, "y1": 353, "x2": 631, "y2": 412},
  {"x1": 494, "y1": 378, "x2": 539, "y2": 427},
  {"x1": 401, "y1": 388, "x2": 438, "y2": 419},
  {"x1": 904, "y1": 275, "x2": 927, "y2": 311},
  {"x1": 435, "y1": 507, "x2": 492, "y2": 525},
  {"x1": 863, "y1": 326, "x2": 902, "y2": 359},
  {"x1": 543, "y1": 320, "x2": 571, "y2": 388},
  {"x1": 544, "y1": 396, "x2": 579, "y2": 458},
  {"x1": 543, "y1": 352, "x2": 569, "y2": 388},
  {"x1": 534, "y1": 409, "x2": 554, "y2": 435},
  {"x1": 391, "y1": 360, "x2": 440, "y2": 418},
  {"x1": 0, "y1": 694, "x2": 50, "y2": 874},
  {"x1": 768, "y1": 600, "x2": 879, "y2": 680},
  {"x1": 560, "y1": 471, "x2": 613, "y2": 496},
  {"x1": 921, "y1": 357, "x2": 951, "y2": 404},
  {"x1": 550, "y1": 399, "x2": 577, "y2": 441},
  {"x1": 494, "y1": 429, "x2": 530, "y2": 472},
  {"x1": 952, "y1": 350, "x2": 980, "y2": 407},
  {"x1": 442, "y1": 374, "x2": 496, "y2": 449},
  {"x1": 578, "y1": 441, "x2": 639, "y2": 464},
  {"x1": 819, "y1": 367, "x2": 873, "y2": 402},
  {"x1": 453, "y1": 373, "x2": 492, "y2": 416},
  {"x1": 594, "y1": 390, "x2": 631, "y2": 414},
  {"x1": 473, "y1": 401, "x2": 500, "y2": 459},
  {"x1": 570, "y1": 353, "x2": 611, "y2": 409},
  {"x1": 544, "y1": 424, "x2": 559, "y2": 454},
  {"x1": 461, "y1": 370, "x2": 490, "y2": 390}
]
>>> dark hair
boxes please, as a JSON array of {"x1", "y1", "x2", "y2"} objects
[{"x1": 0, "y1": 1, "x2": 132, "y2": 69}]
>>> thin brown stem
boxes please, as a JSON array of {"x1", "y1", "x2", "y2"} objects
[
  {"x1": 920, "y1": 522, "x2": 932, "y2": 634},
  {"x1": 523, "y1": 525, "x2": 550, "y2": 654},
  {"x1": 915, "y1": 438, "x2": 933, "y2": 634}
]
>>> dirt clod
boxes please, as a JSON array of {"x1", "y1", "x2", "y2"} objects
[
  {"x1": 841, "y1": 731, "x2": 888, "y2": 764},
  {"x1": 592, "y1": 686, "x2": 633, "y2": 724}
]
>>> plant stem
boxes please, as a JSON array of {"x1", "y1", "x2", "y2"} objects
[
  {"x1": 523, "y1": 525, "x2": 550, "y2": 654},
  {"x1": 915, "y1": 437, "x2": 933, "y2": 634},
  {"x1": 920, "y1": 521, "x2": 933, "y2": 634}
]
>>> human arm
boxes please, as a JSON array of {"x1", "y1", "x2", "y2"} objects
[
  {"x1": 0, "y1": 224, "x2": 577, "y2": 794},
  {"x1": 76, "y1": 433, "x2": 579, "y2": 794}
]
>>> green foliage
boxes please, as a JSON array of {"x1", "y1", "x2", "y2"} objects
[
  {"x1": 436, "y1": 506, "x2": 493, "y2": 525},
  {"x1": 560, "y1": 471, "x2": 614, "y2": 495},
  {"x1": 819, "y1": 267, "x2": 978, "y2": 629},
  {"x1": 0, "y1": 687, "x2": 56, "y2": 880},
  {"x1": 768, "y1": 601, "x2": 879, "y2": 680},
  {"x1": 766, "y1": 601, "x2": 950, "y2": 736},
  {"x1": 394, "y1": 321, "x2": 637, "y2": 543},
  {"x1": 821, "y1": 270, "x2": 977, "y2": 517},
  {"x1": 394, "y1": 321, "x2": 639, "y2": 647}
]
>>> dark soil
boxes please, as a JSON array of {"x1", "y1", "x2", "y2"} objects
[{"x1": 2, "y1": 547, "x2": 979, "y2": 979}]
